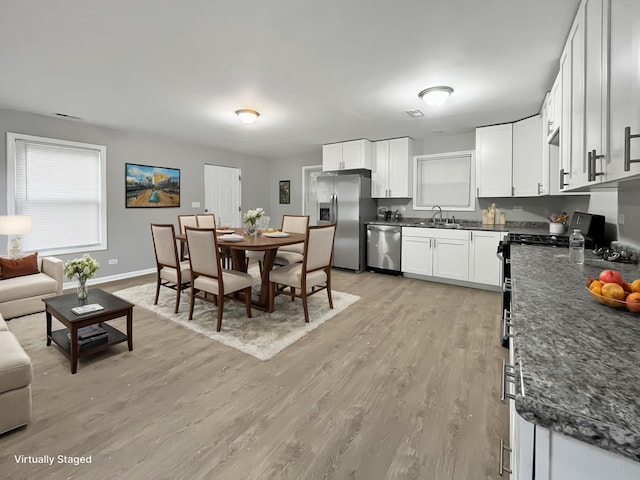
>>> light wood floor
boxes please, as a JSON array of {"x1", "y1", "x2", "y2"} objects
[{"x1": 0, "y1": 270, "x2": 507, "y2": 480}]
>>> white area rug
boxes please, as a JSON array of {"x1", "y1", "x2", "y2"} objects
[{"x1": 112, "y1": 271, "x2": 360, "y2": 361}]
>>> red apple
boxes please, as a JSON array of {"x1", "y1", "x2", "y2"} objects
[
  {"x1": 625, "y1": 292, "x2": 640, "y2": 313},
  {"x1": 599, "y1": 269, "x2": 624, "y2": 286}
]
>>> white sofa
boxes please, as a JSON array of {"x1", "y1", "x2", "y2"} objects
[
  {"x1": 0, "y1": 256, "x2": 64, "y2": 319},
  {"x1": 0, "y1": 313, "x2": 32, "y2": 434}
]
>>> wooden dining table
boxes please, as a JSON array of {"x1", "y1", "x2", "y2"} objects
[{"x1": 176, "y1": 229, "x2": 305, "y2": 312}]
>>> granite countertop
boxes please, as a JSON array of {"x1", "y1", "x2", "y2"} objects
[{"x1": 510, "y1": 245, "x2": 640, "y2": 462}]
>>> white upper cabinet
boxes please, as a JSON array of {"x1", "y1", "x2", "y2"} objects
[
  {"x1": 513, "y1": 115, "x2": 544, "y2": 196},
  {"x1": 547, "y1": 73, "x2": 562, "y2": 140},
  {"x1": 371, "y1": 137, "x2": 413, "y2": 198},
  {"x1": 607, "y1": 0, "x2": 640, "y2": 182},
  {"x1": 322, "y1": 139, "x2": 372, "y2": 171},
  {"x1": 476, "y1": 123, "x2": 513, "y2": 197}
]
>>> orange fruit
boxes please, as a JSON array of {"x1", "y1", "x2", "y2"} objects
[
  {"x1": 626, "y1": 292, "x2": 640, "y2": 312},
  {"x1": 589, "y1": 280, "x2": 603, "y2": 295},
  {"x1": 601, "y1": 282, "x2": 626, "y2": 307},
  {"x1": 630, "y1": 279, "x2": 640, "y2": 293}
]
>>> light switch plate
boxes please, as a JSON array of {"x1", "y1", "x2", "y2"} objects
[
  {"x1": 618, "y1": 214, "x2": 625, "y2": 224},
  {"x1": 192, "y1": 202, "x2": 200, "y2": 208}
]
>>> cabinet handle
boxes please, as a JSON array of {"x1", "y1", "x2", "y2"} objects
[
  {"x1": 511, "y1": 186, "x2": 514, "y2": 196},
  {"x1": 477, "y1": 187, "x2": 480, "y2": 197},
  {"x1": 587, "y1": 150, "x2": 593, "y2": 181},
  {"x1": 500, "y1": 359, "x2": 516, "y2": 403},
  {"x1": 388, "y1": 189, "x2": 391, "y2": 197},
  {"x1": 624, "y1": 127, "x2": 640, "y2": 171},
  {"x1": 537, "y1": 182, "x2": 542, "y2": 195},
  {"x1": 502, "y1": 309, "x2": 513, "y2": 341},
  {"x1": 590, "y1": 149, "x2": 604, "y2": 181},
  {"x1": 499, "y1": 438, "x2": 512, "y2": 476},
  {"x1": 559, "y1": 168, "x2": 569, "y2": 189}
]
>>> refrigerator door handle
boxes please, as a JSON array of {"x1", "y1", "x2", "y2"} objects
[{"x1": 330, "y1": 193, "x2": 337, "y2": 223}]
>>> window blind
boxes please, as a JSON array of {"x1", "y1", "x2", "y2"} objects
[{"x1": 8, "y1": 133, "x2": 107, "y2": 254}]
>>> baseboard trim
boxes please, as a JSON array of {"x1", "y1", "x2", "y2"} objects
[{"x1": 63, "y1": 268, "x2": 156, "y2": 290}]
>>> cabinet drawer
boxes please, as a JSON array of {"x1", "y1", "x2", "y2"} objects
[
  {"x1": 429, "y1": 229, "x2": 470, "y2": 241},
  {"x1": 402, "y1": 226, "x2": 431, "y2": 238}
]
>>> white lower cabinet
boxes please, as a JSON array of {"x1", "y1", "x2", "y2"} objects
[
  {"x1": 401, "y1": 227, "x2": 469, "y2": 280},
  {"x1": 469, "y1": 231, "x2": 505, "y2": 287},
  {"x1": 402, "y1": 228, "x2": 504, "y2": 287}
]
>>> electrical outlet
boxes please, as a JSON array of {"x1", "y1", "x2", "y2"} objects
[
  {"x1": 108, "y1": 259, "x2": 118, "y2": 265},
  {"x1": 618, "y1": 214, "x2": 625, "y2": 224},
  {"x1": 513, "y1": 206, "x2": 523, "y2": 211}
]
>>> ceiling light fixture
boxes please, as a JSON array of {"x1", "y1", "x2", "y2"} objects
[
  {"x1": 235, "y1": 109, "x2": 260, "y2": 124},
  {"x1": 418, "y1": 86, "x2": 454, "y2": 106}
]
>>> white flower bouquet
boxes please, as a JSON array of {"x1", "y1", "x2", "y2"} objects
[
  {"x1": 243, "y1": 208, "x2": 264, "y2": 226},
  {"x1": 64, "y1": 254, "x2": 101, "y2": 282}
]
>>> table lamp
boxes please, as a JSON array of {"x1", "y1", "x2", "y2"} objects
[{"x1": 0, "y1": 215, "x2": 32, "y2": 259}]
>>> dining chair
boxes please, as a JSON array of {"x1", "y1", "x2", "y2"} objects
[
  {"x1": 195, "y1": 213, "x2": 216, "y2": 228},
  {"x1": 177, "y1": 214, "x2": 198, "y2": 260},
  {"x1": 269, "y1": 223, "x2": 336, "y2": 323},
  {"x1": 247, "y1": 214, "x2": 310, "y2": 273},
  {"x1": 185, "y1": 227, "x2": 252, "y2": 332},
  {"x1": 150, "y1": 223, "x2": 191, "y2": 313}
]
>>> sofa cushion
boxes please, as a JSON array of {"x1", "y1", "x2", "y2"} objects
[
  {"x1": 0, "y1": 272, "x2": 58, "y2": 304},
  {"x1": 0, "y1": 331, "x2": 32, "y2": 394},
  {"x1": 0, "y1": 314, "x2": 7, "y2": 331},
  {"x1": 0, "y1": 253, "x2": 39, "y2": 280}
]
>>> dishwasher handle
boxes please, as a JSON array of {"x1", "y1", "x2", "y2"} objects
[{"x1": 367, "y1": 225, "x2": 401, "y2": 234}]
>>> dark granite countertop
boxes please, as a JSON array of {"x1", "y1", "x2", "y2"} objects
[{"x1": 510, "y1": 244, "x2": 640, "y2": 462}]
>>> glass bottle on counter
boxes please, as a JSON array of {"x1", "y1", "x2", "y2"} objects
[{"x1": 569, "y1": 229, "x2": 585, "y2": 264}]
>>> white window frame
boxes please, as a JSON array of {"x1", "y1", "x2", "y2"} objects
[
  {"x1": 413, "y1": 150, "x2": 476, "y2": 212},
  {"x1": 6, "y1": 132, "x2": 108, "y2": 255}
]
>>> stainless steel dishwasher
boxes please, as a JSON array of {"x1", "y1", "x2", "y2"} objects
[{"x1": 367, "y1": 224, "x2": 402, "y2": 274}]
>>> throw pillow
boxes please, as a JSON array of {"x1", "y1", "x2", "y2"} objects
[{"x1": 0, "y1": 252, "x2": 39, "y2": 280}]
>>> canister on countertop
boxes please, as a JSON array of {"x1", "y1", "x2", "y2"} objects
[
  {"x1": 499, "y1": 210, "x2": 506, "y2": 225},
  {"x1": 482, "y1": 209, "x2": 490, "y2": 225}
]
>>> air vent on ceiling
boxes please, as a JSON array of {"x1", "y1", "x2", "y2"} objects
[
  {"x1": 54, "y1": 113, "x2": 83, "y2": 120},
  {"x1": 405, "y1": 109, "x2": 424, "y2": 118}
]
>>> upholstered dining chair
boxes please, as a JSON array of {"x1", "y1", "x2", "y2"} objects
[
  {"x1": 269, "y1": 223, "x2": 336, "y2": 323},
  {"x1": 247, "y1": 214, "x2": 310, "y2": 273},
  {"x1": 185, "y1": 227, "x2": 253, "y2": 332},
  {"x1": 177, "y1": 214, "x2": 198, "y2": 260},
  {"x1": 195, "y1": 213, "x2": 216, "y2": 228},
  {"x1": 150, "y1": 223, "x2": 191, "y2": 314}
]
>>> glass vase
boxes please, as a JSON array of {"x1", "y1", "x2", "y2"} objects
[
  {"x1": 77, "y1": 277, "x2": 88, "y2": 301},
  {"x1": 244, "y1": 222, "x2": 259, "y2": 237}
]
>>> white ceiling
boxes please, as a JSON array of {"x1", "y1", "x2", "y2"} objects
[{"x1": 0, "y1": 0, "x2": 581, "y2": 160}]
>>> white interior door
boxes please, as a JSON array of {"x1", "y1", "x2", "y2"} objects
[
  {"x1": 302, "y1": 165, "x2": 322, "y2": 225},
  {"x1": 204, "y1": 164, "x2": 241, "y2": 227}
]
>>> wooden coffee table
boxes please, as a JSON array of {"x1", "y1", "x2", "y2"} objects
[{"x1": 43, "y1": 289, "x2": 134, "y2": 374}]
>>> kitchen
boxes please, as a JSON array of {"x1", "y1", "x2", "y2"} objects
[{"x1": 2, "y1": 0, "x2": 640, "y2": 478}]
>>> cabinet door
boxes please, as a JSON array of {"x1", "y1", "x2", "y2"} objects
[
  {"x1": 388, "y1": 137, "x2": 413, "y2": 198},
  {"x1": 584, "y1": 0, "x2": 608, "y2": 184},
  {"x1": 433, "y1": 238, "x2": 469, "y2": 281},
  {"x1": 371, "y1": 140, "x2": 389, "y2": 197},
  {"x1": 401, "y1": 236, "x2": 432, "y2": 276},
  {"x1": 569, "y1": 5, "x2": 587, "y2": 187},
  {"x1": 549, "y1": 74, "x2": 562, "y2": 139},
  {"x1": 342, "y1": 139, "x2": 372, "y2": 170},
  {"x1": 560, "y1": 45, "x2": 572, "y2": 190},
  {"x1": 513, "y1": 115, "x2": 543, "y2": 196},
  {"x1": 476, "y1": 124, "x2": 513, "y2": 197},
  {"x1": 322, "y1": 143, "x2": 342, "y2": 171},
  {"x1": 608, "y1": 0, "x2": 640, "y2": 181},
  {"x1": 469, "y1": 231, "x2": 504, "y2": 286}
]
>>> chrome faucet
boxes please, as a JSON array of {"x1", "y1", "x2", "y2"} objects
[{"x1": 431, "y1": 205, "x2": 443, "y2": 223}]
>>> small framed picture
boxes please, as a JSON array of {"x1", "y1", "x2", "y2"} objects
[{"x1": 279, "y1": 180, "x2": 290, "y2": 204}]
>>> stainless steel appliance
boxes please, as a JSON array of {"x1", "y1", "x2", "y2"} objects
[
  {"x1": 317, "y1": 171, "x2": 376, "y2": 272},
  {"x1": 366, "y1": 224, "x2": 402, "y2": 274}
]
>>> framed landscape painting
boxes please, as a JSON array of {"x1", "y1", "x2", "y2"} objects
[
  {"x1": 279, "y1": 180, "x2": 290, "y2": 204},
  {"x1": 125, "y1": 163, "x2": 181, "y2": 208}
]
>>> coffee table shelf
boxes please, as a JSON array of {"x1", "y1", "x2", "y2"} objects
[{"x1": 50, "y1": 323, "x2": 128, "y2": 357}]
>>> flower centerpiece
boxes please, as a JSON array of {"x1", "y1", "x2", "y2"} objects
[
  {"x1": 243, "y1": 208, "x2": 264, "y2": 237},
  {"x1": 64, "y1": 254, "x2": 100, "y2": 301}
]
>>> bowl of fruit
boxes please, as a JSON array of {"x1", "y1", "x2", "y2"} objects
[{"x1": 586, "y1": 269, "x2": 640, "y2": 312}]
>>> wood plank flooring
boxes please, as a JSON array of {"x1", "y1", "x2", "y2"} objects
[{"x1": 0, "y1": 270, "x2": 507, "y2": 480}]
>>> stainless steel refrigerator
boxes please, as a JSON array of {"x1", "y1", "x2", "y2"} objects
[{"x1": 317, "y1": 172, "x2": 376, "y2": 272}]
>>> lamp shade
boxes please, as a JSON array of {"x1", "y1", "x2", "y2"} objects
[
  {"x1": 418, "y1": 86, "x2": 454, "y2": 106},
  {"x1": 0, "y1": 215, "x2": 32, "y2": 235}
]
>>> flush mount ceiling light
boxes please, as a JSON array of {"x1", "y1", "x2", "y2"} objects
[
  {"x1": 418, "y1": 86, "x2": 454, "y2": 106},
  {"x1": 235, "y1": 109, "x2": 260, "y2": 124}
]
